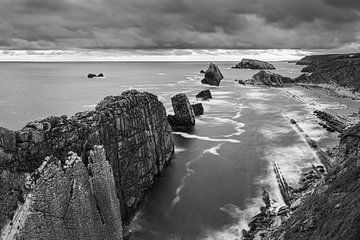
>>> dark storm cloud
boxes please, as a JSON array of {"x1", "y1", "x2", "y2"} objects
[{"x1": 0, "y1": 0, "x2": 359, "y2": 50}]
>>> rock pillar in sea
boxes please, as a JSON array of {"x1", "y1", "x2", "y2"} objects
[
  {"x1": 0, "y1": 90, "x2": 175, "y2": 239},
  {"x1": 201, "y1": 63, "x2": 224, "y2": 86},
  {"x1": 167, "y1": 93, "x2": 195, "y2": 128}
]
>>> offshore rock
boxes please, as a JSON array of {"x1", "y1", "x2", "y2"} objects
[
  {"x1": 249, "y1": 70, "x2": 293, "y2": 87},
  {"x1": 232, "y1": 58, "x2": 275, "y2": 70},
  {"x1": 196, "y1": 89, "x2": 212, "y2": 100},
  {"x1": 191, "y1": 103, "x2": 204, "y2": 116},
  {"x1": 201, "y1": 63, "x2": 224, "y2": 86},
  {"x1": 0, "y1": 90, "x2": 174, "y2": 236},
  {"x1": 167, "y1": 93, "x2": 195, "y2": 128}
]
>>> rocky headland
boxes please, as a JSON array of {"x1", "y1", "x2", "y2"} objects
[
  {"x1": 295, "y1": 53, "x2": 360, "y2": 98},
  {"x1": 0, "y1": 90, "x2": 174, "y2": 239},
  {"x1": 247, "y1": 70, "x2": 294, "y2": 87},
  {"x1": 232, "y1": 59, "x2": 276, "y2": 70}
]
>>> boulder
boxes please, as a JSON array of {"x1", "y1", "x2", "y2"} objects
[
  {"x1": 232, "y1": 59, "x2": 275, "y2": 70},
  {"x1": 237, "y1": 79, "x2": 246, "y2": 85},
  {"x1": 201, "y1": 63, "x2": 224, "y2": 86},
  {"x1": 87, "y1": 73, "x2": 97, "y2": 78},
  {"x1": 196, "y1": 90, "x2": 212, "y2": 100},
  {"x1": 250, "y1": 70, "x2": 294, "y2": 87},
  {"x1": 167, "y1": 93, "x2": 195, "y2": 127},
  {"x1": 200, "y1": 70, "x2": 205, "y2": 74},
  {"x1": 97, "y1": 73, "x2": 104, "y2": 77},
  {"x1": 192, "y1": 103, "x2": 204, "y2": 116}
]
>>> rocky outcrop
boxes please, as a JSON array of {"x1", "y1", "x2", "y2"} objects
[
  {"x1": 0, "y1": 90, "x2": 174, "y2": 238},
  {"x1": 191, "y1": 103, "x2": 204, "y2": 116},
  {"x1": 295, "y1": 53, "x2": 360, "y2": 91},
  {"x1": 201, "y1": 63, "x2": 224, "y2": 86},
  {"x1": 314, "y1": 110, "x2": 347, "y2": 133},
  {"x1": 1, "y1": 147, "x2": 123, "y2": 240},
  {"x1": 167, "y1": 93, "x2": 195, "y2": 128},
  {"x1": 268, "y1": 122, "x2": 360, "y2": 240},
  {"x1": 88, "y1": 73, "x2": 105, "y2": 78},
  {"x1": 232, "y1": 58, "x2": 275, "y2": 70},
  {"x1": 248, "y1": 70, "x2": 294, "y2": 87},
  {"x1": 196, "y1": 90, "x2": 212, "y2": 100}
]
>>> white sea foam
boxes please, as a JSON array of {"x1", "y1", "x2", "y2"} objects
[
  {"x1": 157, "y1": 73, "x2": 166, "y2": 76},
  {"x1": 82, "y1": 104, "x2": 96, "y2": 108},
  {"x1": 203, "y1": 143, "x2": 223, "y2": 156},
  {"x1": 172, "y1": 132, "x2": 240, "y2": 143},
  {"x1": 170, "y1": 159, "x2": 196, "y2": 208},
  {"x1": 175, "y1": 147, "x2": 187, "y2": 153}
]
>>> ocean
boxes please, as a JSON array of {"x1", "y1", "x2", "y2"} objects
[{"x1": 0, "y1": 61, "x2": 337, "y2": 239}]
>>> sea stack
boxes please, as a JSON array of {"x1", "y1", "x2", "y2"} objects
[
  {"x1": 249, "y1": 70, "x2": 293, "y2": 87},
  {"x1": 167, "y1": 93, "x2": 195, "y2": 128},
  {"x1": 232, "y1": 59, "x2": 276, "y2": 70},
  {"x1": 201, "y1": 63, "x2": 224, "y2": 86}
]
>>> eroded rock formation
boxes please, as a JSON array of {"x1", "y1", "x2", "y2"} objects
[
  {"x1": 232, "y1": 59, "x2": 275, "y2": 70},
  {"x1": 0, "y1": 90, "x2": 174, "y2": 239},
  {"x1": 248, "y1": 70, "x2": 293, "y2": 87},
  {"x1": 196, "y1": 89, "x2": 212, "y2": 100},
  {"x1": 295, "y1": 53, "x2": 360, "y2": 91},
  {"x1": 201, "y1": 63, "x2": 224, "y2": 86},
  {"x1": 167, "y1": 93, "x2": 195, "y2": 128},
  {"x1": 191, "y1": 103, "x2": 204, "y2": 116}
]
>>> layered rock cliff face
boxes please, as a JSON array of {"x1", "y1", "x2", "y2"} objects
[
  {"x1": 248, "y1": 70, "x2": 293, "y2": 87},
  {"x1": 295, "y1": 53, "x2": 360, "y2": 91},
  {"x1": 201, "y1": 63, "x2": 224, "y2": 86},
  {"x1": 0, "y1": 90, "x2": 174, "y2": 239},
  {"x1": 268, "y1": 123, "x2": 360, "y2": 240},
  {"x1": 232, "y1": 59, "x2": 275, "y2": 70}
]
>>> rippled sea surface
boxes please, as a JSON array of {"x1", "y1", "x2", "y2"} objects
[{"x1": 0, "y1": 61, "x2": 338, "y2": 239}]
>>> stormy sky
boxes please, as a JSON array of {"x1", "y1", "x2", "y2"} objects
[{"x1": 0, "y1": 0, "x2": 359, "y2": 51}]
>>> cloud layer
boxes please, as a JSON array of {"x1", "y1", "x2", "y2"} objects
[{"x1": 0, "y1": 0, "x2": 359, "y2": 50}]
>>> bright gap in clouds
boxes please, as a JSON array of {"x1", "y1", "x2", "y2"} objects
[{"x1": 0, "y1": 49, "x2": 311, "y2": 62}]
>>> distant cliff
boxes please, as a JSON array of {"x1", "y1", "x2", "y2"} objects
[
  {"x1": 0, "y1": 90, "x2": 174, "y2": 239},
  {"x1": 295, "y1": 53, "x2": 360, "y2": 91},
  {"x1": 268, "y1": 122, "x2": 360, "y2": 240}
]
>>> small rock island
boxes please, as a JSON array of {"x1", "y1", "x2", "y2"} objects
[{"x1": 232, "y1": 58, "x2": 276, "y2": 70}]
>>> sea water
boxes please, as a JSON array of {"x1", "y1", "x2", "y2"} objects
[{"x1": 0, "y1": 61, "x2": 337, "y2": 239}]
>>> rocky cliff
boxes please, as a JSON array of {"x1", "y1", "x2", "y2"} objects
[
  {"x1": 295, "y1": 53, "x2": 360, "y2": 91},
  {"x1": 0, "y1": 90, "x2": 174, "y2": 239},
  {"x1": 267, "y1": 122, "x2": 360, "y2": 240},
  {"x1": 232, "y1": 59, "x2": 275, "y2": 70}
]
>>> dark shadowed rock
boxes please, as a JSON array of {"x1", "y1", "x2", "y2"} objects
[
  {"x1": 237, "y1": 79, "x2": 246, "y2": 85},
  {"x1": 200, "y1": 70, "x2": 205, "y2": 74},
  {"x1": 87, "y1": 73, "x2": 97, "y2": 78},
  {"x1": 249, "y1": 70, "x2": 294, "y2": 87},
  {"x1": 201, "y1": 63, "x2": 224, "y2": 86},
  {"x1": 192, "y1": 103, "x2": 204, "y2": 116},
  {"x1": 167, "y1": 93, "x2": 195, "y2": 128},
  {"x1": 196, "y1": 89, "x2": 212, "y2": 100},
  {"x1": 97, "y1": 73, "x2": 104, "y2": 77},
  {"x1": 232, "y1": 59, "x2": 276, "y2": 70}
]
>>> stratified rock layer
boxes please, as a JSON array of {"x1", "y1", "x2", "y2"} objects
[
  {"x1": 0, "y1": 90, "x2": 174, "y2": 238},
  {"x1": 232, "y1": 58, "x2": 275, "y2": 70},
  {"x1": 249, "y1": 70, "x2": 293, "y2": 87},
  {"x1": 268, "y1": 122, "x2": 360, "y2": 240},
  {"x1": 167, "y1": 93, "x2": 195, "y2": 127},
  {"x1": 295, "y1": 53, "x2": 360, "y2": 91},
  {"x1": 201, "y1": 63, "x2": 224, "y2": 86}
]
